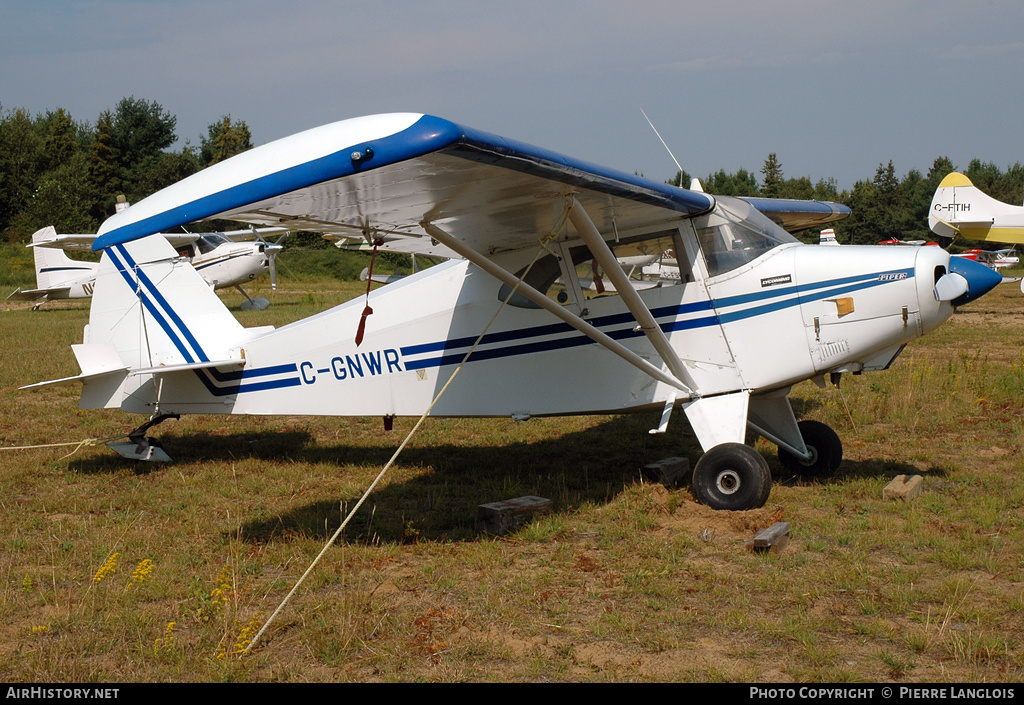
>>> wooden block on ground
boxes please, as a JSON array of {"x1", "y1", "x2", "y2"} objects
[
  {"x1": 883, "y1": 474, "x2": 923, "y2": 501},
  {"x1": 746, "y1": 521, "x2": 791, "y2": 554},
  {"x1": 641, "y1": 456, "x2": 690, "y2": 487},
  {"x1": 475, "y1": 495, "x2": 552, "y2": 535}
]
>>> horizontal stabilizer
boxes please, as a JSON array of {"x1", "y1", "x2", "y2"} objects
[
  {"x1": 129, "y1": 358, "x2": 245, "y2": 377},
  {"x1": 21, "y1": 343, "x2": 127, "y2": 390},
  {"x1": 6, "y1": 287, "x2": 68, "y2": 302}
]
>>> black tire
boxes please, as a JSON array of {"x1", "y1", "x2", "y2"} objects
[
  {"x1": 778, "y1": 419, "x2": 843, "y2": 477},
  {"x1": 692, "y1": 443, "x2": 772, "y2": 510}
]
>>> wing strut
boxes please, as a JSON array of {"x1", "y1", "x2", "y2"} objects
[
  {"x1": 419, "y1": 221, "x2": 694, "y2": 398},
  {"x1": 567, "y1": 197, "x2": 699, "y2": 393}
]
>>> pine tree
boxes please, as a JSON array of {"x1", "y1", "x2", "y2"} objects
[
  {"x1": 760, "y1": 153, "x2": 783, "y2": 198},
  {"x1": 89, "y1": 110, "x2": 121, "y2": 219}
]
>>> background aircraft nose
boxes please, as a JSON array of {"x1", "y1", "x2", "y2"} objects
[{"x1": 945, "y1": 256, "x2": 1004, "y2": 306}]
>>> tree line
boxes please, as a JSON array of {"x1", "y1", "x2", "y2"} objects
[
  {"x1": 0, "y1": 97, "x2": 251, "y2": 242},
  {"x1": 2, "y1": 98, "x2": 1022, "y2": 250},
  {"x1": 675, "y1": 152, "x2": 1023, "y2": 247}
]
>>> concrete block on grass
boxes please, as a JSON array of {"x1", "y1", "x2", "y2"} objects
[
  {"x1": 476, "y1": 495, "x2": 552, "y2": 535},
  {"x1": 883, "y1": 474, "x2": 923, "y2": 502}
]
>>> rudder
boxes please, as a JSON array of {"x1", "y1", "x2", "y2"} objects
[
  {"x1": 31, "y1": 226, "x2": 97, "y2": 290},
  {"x1": 82, "y1": 234, "x2": 249, "y2": 412}
]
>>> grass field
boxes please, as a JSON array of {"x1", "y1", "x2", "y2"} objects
[{"x1": 1, "y1": 264, "x2": 1023, "y2": 683}]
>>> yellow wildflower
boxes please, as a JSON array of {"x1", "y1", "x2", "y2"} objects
[
  {"x1": 154, "y1": 622, "x2": 175, "y2": 656},
  {"x1": 126, "y1": 559, "x2": 155, "y2": 592},
  {"x1": 93, "y1": 552, "x2": 120, "y2": 584},
  {"x1": 234, "y1": 615, "x2": 263, "y2": 655}
]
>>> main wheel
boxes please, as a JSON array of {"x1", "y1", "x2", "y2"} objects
[
  {"x1": 692, "y1": 443, "x2": 772, "y2": 510},
  {"x1": 778, "y1": 419, "x2": 842, "y2": 477}
]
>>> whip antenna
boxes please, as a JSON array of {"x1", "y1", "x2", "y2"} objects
[{"x1": 641, "y1": 108, "x2": 683, "y2": 178}]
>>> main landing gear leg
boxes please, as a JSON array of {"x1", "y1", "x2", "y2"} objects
[{"x1": 747, "y1": 392, "x2": 843, "y2": 477}]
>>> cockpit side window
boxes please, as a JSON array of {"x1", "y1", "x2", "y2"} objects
[
  {"x1": 499, "y1": 228, "x2": 688, "y2": 308},
  {"x1": 195, "y1": 233, "x2": 231, "y2": 255},
  {"x1": 694, "y1": 196, "x2": 799, "y2": 277}
]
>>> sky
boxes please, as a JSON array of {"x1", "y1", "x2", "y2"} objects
[{"x1": 2, "y1": 0, "x2": 1022, "y2": 192}]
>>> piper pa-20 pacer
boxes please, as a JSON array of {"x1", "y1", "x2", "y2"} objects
[{"x1": 25, "y1": 114, "x2": 1003, "y2": 510}]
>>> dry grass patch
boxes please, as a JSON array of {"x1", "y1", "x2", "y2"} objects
[{"x1": 2, "y1": 279, "x2": 1024, "y2": 681}]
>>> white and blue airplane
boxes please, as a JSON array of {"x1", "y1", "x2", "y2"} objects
[{"x1": 24, "y1": 113, "x2": 1002, "y2": 510}]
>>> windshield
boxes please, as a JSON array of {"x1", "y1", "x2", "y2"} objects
[
  {"x1": 196, "y1": 233, "x2": 232, "y2": 255},
  {"x1": 694, "y1": 196, "x2": 798, "y2": 277}
]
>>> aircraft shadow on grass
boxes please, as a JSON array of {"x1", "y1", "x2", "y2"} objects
[{"x1": 67, "y1": 408, "x2": 937, "y2": 545}]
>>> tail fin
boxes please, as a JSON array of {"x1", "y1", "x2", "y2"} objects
[
  {"x1": 79, "y1": 234, "x2": 249, "y2": 412},
  {"x1": 30, "y1": 226, "x2": 97, "y2": 290},
  {"x1": 819, "y1": 228, "x2": 839, "y2": 246},
  {"x1": 929, "y1": 172, "x2": 1024, "y2": 243}
]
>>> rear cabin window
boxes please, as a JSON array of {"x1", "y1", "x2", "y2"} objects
[{"x1": 500, "y1": 229, "x2": 689, "y2": 308}]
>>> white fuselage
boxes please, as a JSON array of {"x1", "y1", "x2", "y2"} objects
[
  {"x1": 126, "y1": 239, "x2": 952, "y2": 422},
  {"x1": 177, "y1": 238, "x2": 270, "y2": 289}
]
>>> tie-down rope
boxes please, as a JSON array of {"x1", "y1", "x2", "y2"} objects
[
  {"x1": 1, "y1": 434, "x2": 130, "y2": 461},
  {"x1": 246, "y1": 212, "x2": 570, "y2": 653}
]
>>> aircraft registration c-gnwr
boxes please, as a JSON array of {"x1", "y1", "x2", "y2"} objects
[{"x1": 24, "y1": 113, "x2": 1003, "y2": 511}]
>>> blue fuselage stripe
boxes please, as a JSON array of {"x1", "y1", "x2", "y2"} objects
[
  {"x1": 110, "y1": 263, "x2": 915, "y2": 396},
  {"x1": 400, "y1": 270, "x2": 914, "y2": 370},
  {"x1": 192, "y1": 369, "x2": 302, "y2": 396}
]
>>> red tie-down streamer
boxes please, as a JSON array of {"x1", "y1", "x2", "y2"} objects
[{"x1": 355, "y1": 238, "x2": 384, "y2": 346}]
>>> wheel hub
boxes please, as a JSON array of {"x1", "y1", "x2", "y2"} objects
[{"x1": 715, "y1": 469, "x2": 741, "y2": 495}]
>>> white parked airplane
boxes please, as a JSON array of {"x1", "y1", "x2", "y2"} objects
[
  {"x1": 24, "y1": 113, "x2": 1003, "y2": 510},
  {"x1": 7, "y1": 224, "x2": 288, "y2": 310}
]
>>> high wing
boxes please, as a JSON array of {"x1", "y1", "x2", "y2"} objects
[
  {"x1": 739, "y1": 197, "x2": 851, "y2": 234},
  {"x1": 92, "y1": 113, "x2": 852, "y2": 269},
  {"x1": 93, "y1": 114, "x2": 717, "y2": 257}
]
